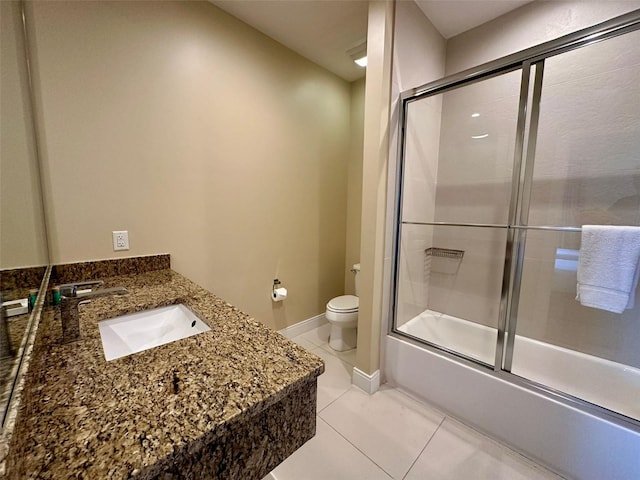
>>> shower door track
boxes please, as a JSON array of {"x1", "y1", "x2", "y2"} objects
[{"x1": 390, "y1": 8, "x2": 640, "y2": 431}]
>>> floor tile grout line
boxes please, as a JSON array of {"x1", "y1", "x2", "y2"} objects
[
  {"x1": 297, "y1": 325, "x2": 331, "y2": 348},
  {"x1": 318, "y1": 333, "x2": 549, "y2": 479},
  {"x1": 316, "y1": 384, "x2": 353, "y2": 414},
  {"x1": 299, "y1": 325, "x2": 357, "y2": 367},
  {"x1": 319, "y1": 416, "x2": 394, "y2": 479},
  {"x1": 318, "y1": 343, "x2": 357, "y2": 368},
  {"x1": 296, "y1": 326, "x2": 357, "y2": 363},
  {"x1": 401, "y1": 415, "x2": 446, "y2": 480},
  {"x1": 293, "y1": 335, "x2": 325, "y2": 349},
  {"x1": 312, "y1": 328, "x2": 443, "y2": 478},
  {"x1": 313, "y1": 346, "x2": 357, "y2": 370},
  {"x1": 292, "y1": 335, "x2": 322, "y2": 349},
  {"x1": 311, "y1": 330, "x2": 357, "y2": 414}
]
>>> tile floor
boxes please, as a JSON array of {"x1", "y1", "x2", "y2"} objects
[{"x1": 264, "y1": 324, "x2": 563, "y2": 480}]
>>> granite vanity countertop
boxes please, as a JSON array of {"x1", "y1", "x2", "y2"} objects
[
  {"x1": 5, "y1": 269, "x2": 324, "y2": 478},
  {"x1": 0, "y1": 314, "x2": 31, "y2": 416}
]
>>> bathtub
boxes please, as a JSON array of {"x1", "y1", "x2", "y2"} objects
[
  {"x1": 386, "y1": 310, "x2": 640, "y2": 480},
  {"x1": 398, "y1": 310, "x2": 640, "y2": 420}
]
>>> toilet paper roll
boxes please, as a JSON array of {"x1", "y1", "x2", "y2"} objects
[{"x1": 272, "y1": 287, "x2": 287, "y2": 302}]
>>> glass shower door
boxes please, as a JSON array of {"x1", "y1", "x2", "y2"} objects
[
  {"x1": 395, "y1": 69, "x2": 523, "y2": 366},
  {"x1": 508, "y1": 29, "x2": 640, "y2": 420},
  {"x1": 393, "y1": 13, "x2": 640, "y2": 425}
]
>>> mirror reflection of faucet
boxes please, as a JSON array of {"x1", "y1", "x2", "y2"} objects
[
  {"x1": 57, "y1": 280, "x2": 104, "y2": 298},
  {"x1": 0, "y1": 294, "x2": 14, "y2": 359}
]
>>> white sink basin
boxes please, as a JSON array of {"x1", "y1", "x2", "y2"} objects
[{"x1": 98, "y1": 304, "x2": 211, "y2": 361}]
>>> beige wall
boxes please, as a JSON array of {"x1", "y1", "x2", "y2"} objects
[
  {"x1": 344, "y1": 78, "x2": 365, "y2": 295},
  {"x1": 0, "y1": 1, "x2": 48, "y2": 269},
  {"x1": 27, "y1": 1, "x2": 352, "y2": 329},
  {"x1": 356, "y1": 0, "x2": 394, "y2": 376}
]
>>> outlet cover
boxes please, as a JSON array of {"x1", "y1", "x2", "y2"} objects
[{"x1": 112, "y1": 230, "x2": 129, "y2": 251}]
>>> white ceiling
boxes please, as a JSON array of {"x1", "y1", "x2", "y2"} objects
[
  {"x1": 209, "y1": 0, "x2": 532, "y2": 82},
  {"x1": 209, "y1": 0, "x2": 369, "y2": 82}
]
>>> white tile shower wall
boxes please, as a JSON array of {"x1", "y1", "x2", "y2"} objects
[{"x1": 427, "y1": 226, "x2": 508, "y2": 327}]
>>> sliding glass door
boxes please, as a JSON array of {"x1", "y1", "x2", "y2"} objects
[
  {"x1": 396, "y1": 69, "x2": 522, "y2": 367},
  {"x1": 392, "y1": 14, "x2": 640, "y2": 422},
  {"x1": 508, "y1": 26, "x2": 640, "y2": 421}
]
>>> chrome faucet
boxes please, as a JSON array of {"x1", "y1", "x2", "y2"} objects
[{"x1": 61, "y1": 286, "x2": 128, "y2": 343}]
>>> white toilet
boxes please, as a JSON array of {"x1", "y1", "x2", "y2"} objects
[{"x1": 325, "y1": 263, "x2": 360, "y2": 351}]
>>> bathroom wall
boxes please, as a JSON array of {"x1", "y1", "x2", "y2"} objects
[
  {"x1": 398, "y1": 0, "x2": 640, "y2": 367},
  {"x1": 25, "y1": 0, "x2": 351, "y2": 329},
  {"x1": 0, "y1": 1, "x2": 48, "y2": 269},
  {"x1": 344, "y1": 78, "x2": 365, "y2": 295}
]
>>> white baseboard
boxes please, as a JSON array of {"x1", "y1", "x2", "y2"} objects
[
  {"x1": 278, "y1": 313, "x2": 327, "y2": 339},
  {"x1": 352, "y1": 367, "x2": 381, "y2": 394}
]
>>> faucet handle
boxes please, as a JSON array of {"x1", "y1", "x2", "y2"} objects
[{"x1": 58, "y1": 280, "x2": 105, "y2": 297}]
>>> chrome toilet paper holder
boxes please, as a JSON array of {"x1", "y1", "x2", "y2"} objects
[{"x1": 273, "y1": 278, "x2": 281, "y2": 293}]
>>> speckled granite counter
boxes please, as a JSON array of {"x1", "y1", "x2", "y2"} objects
[
  {"x1": 4, "y1": 268, "x2": 324, "y2": 479},
  {"x1": 0, "y1": 314, "x2": 30, "y2": 410}
]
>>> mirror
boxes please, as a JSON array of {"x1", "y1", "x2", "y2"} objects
[{"x1": 0, "y1": 1, "x2": 49, "y2": 428}]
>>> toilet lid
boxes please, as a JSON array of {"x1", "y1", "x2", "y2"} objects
[{"x1": 327, "y1": 295, "x2": 359, "y2": 312}]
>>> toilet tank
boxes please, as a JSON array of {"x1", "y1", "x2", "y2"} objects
[{"x1": 353, "y1": 263, "x2": 361, "y2": 296}]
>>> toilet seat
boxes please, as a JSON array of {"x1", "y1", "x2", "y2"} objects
[{"x1": 326, "y1": 295, "x2": 359, "y2": 313}]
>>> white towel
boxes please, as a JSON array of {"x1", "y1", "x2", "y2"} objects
[{"x1": 577, "y1": 225, "x2": 640, "y2": 314}]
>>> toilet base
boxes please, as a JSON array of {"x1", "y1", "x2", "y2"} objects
[{"x1": 329, "y1": 324, "x2": 357, "y2": 352}]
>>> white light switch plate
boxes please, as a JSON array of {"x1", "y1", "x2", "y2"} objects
[{"x1": 112, "y1": 230, "x2": 129, "y2": 251}]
